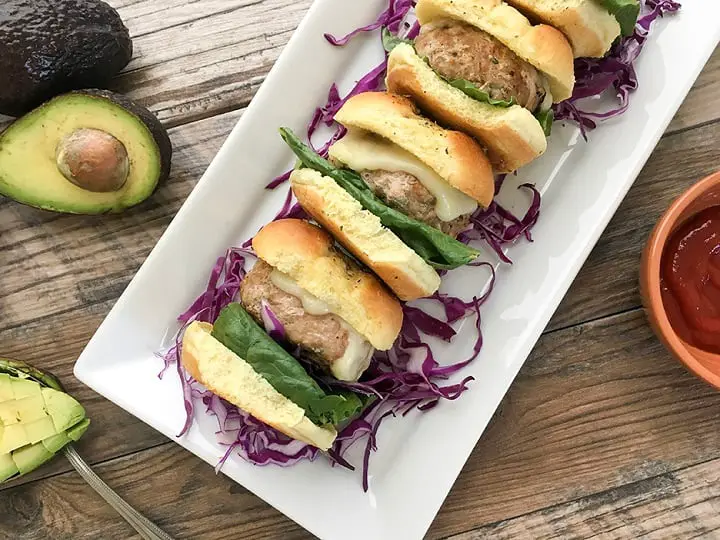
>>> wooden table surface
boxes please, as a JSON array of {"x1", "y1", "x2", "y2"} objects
[{"x1": 1, "y1": 2, "x2": 719, "y2": 539}]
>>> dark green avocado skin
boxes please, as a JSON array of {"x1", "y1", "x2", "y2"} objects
[{"x1": 0, "y1": 0, "x2": 132, "y2": 117}]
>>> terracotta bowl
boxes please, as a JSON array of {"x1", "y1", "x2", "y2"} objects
[{"x1": 640, "y1": 171, "x2": 720, "y2": 390}]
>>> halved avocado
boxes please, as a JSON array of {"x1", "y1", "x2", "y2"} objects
[{"x1": 0, "y1": 89, "x2": 172, "y2": 214}]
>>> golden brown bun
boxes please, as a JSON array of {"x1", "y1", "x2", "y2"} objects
[
  {"x1": 387, "y1": 43, "x2": 547, "y2": 173},
  {"x1": 288, "y1": 170, "x2": 442, "y2": 301},
  {"x1": 416, "y1": 0, "x2": 575, "y2": 101},
  {"x1": 333, "y1": 92, "x2": 494, "y2": 207},
  {"x1": 252, "y1": 218, "x2": 403, "y2": 349},
  {"x1": 502, "y1": 0, "x2": 620, "y2": 58},
  {"x1": 181, "y1": 321, "x2": 337, "y2": 450}
]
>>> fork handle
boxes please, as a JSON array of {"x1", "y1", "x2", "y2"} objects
[{"x1": 63, "y1": 445, "x2": 174, "y2": 540}]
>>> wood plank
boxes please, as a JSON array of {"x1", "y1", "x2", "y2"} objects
[
  {"x1": 547, "y1": 119, "x2": 720, "y2": 331},
  {"x1": 426, "y1": 308, "x2": 720, "y2": 538},
  {"x1": 449, "y1": 458, "x2": 720, "y2": 540},
  {"x1": 0, "y1": 443, "x2": 311, "y2": 540},
  {"x1": 666, "y1": 46, "x2": 720, "y2": 133},
  {"x1": 110, "y1": 0, "x2": 313, "y2": 128},
  {"x1": 2, "y1": 307, "x2": 718, "y2": 539}
]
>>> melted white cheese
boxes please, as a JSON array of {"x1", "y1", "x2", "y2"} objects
[
  {"x1": 269, "y1": 269, "x2": 374, "y2": 381},
  {"x1": 328, "y1": 130, "x2": 478, "y2": 222},
  {"x1": 270, "y1": 270, "x2": 330, "y2": 316}
]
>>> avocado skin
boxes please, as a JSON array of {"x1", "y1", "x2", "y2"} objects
[
  {"x1": 0, "y1": 0, "x2": 132, "y2": 117},
  {"x1": 78, "y1": 90, "x2": 173, "y2": 185}
]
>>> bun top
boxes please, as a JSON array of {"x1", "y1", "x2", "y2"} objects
[
  {"x1": 334, "y1": 92, "x2": 494, "y2": 208},
  {"x1": 252, "y1": 219, "x2": 403, "y2": 350}
]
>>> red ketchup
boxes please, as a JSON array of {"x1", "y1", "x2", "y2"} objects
[{"x1": 660, "y1": 206, "x2": 720, "y2": 354}]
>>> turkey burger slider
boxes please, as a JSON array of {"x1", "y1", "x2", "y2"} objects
[
  {"x1": 241, "y1": 219, "x2": 402, "y2": 382},
  {"x1": 281, "y1": 92, "x2": 494, "y2": 301},
  {"x1": 386, "y1": 0, "x2": 575, "y2": 172}
]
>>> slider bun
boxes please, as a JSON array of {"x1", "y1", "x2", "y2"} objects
[
  {"x1": 288, "y1": 170, "x2": 442, "y2": 302},
  {"x1": 333, "y1": 92, "x2": 494, "y2": 208},
  {"x1": 181, "y1": 321, "x2": 337, "y2": 450},
  {"x1": 416, "y1": 0, "x2": 575, "y2": 101},
  {"x1": 502, "y1": 0, "x2": 620, "y2": 58},
  {"x1": 252, "y1": 218, "x2": 403, "y2": 349},
  {"x1": 387, "y1": 43, "x2": 547, "y2": 173}
]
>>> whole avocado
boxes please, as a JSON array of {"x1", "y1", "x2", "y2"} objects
[{"x1": 0, "y1": 0, "x2": 132, "y2": 117}]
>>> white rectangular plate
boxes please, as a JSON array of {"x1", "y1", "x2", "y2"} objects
[{"x1": 74, "y1": 2, "x2": 720, "y2": 539}]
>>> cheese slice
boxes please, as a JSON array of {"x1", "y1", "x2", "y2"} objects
[
  {"x1": 269, "y1": 269, "x2": 374, "y2": 381},
  {"x1": 329, "y1": 130, "x2": 478, "y2": 222}
]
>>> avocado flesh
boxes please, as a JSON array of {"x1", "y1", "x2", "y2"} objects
[
  {"x1": 0, "y1": 92, "x2": 166, "y2": 214},
  {"x1": 13, "y1": 443, "x2": 54, "y2": 475},
  {"x1": 0, "y1": 374, "x2": 89, "y2": 483},
  {"x1": 0, "y1": 453, "x2": 19, "y2": 483}
]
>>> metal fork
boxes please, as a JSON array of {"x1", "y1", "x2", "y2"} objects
[{"x1": 63, "y1": 445, "x2": 174, "y2": 540}]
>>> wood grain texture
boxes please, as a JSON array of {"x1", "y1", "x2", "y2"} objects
[
  {"x1": 110, "y1": 0, "x2": 313, "y2": 128},
  {"x1": 1, "y1": 308, "x2": 718, "y2": 539},
  {"x1": 0, "y1": 444, "x2": 311, "y2": 540},
  {"x1": 449, "y1": 458, "x2": 720, "y2": 540}
]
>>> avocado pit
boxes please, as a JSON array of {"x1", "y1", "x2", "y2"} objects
[{"x1": 56, "y1": 128, "x2": 130, "y2": 193}]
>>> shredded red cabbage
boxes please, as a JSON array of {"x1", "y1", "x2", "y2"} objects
[
  {"x1": 554, "y1": 0, "x2": 681, "y2": 138},
  {"x1": 260, "y1": 299, "x2": 286, "y2": 341},
  {"x1": 159, "y1": 0, "x2": 677, "y2": 490},
  {"x1": 458, "y1": 183, "x2": 541, "y2": 263},
  {"x1": 323, "y1": 0, "x2": 416, "y2": 46}
]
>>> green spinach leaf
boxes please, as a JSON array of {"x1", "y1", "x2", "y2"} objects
[
  {"x1": 534, "y1": 108, "x2": 554, "y2": 137},
  {"x1": 381, "y1": 27, "x2": 413, "y2": 53},
  {"x1": 212, "y1": 303, "x2": 364, "y2": 426},
  {"x1": 446, "y1": 78, "x2": 517, "y2": 108},
  {"x1": 598, "y1": 0, "x2": 640, "y2": 36},
  {"x1": 280, "y1": 128, "x2": 481, "y2": 270}
]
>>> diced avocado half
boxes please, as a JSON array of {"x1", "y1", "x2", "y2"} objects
[
  {"x1": 0, "y1": 370, "x2": 90, "y2": 483},
  {"x1": 0, "y1": 90, "x2": 172, "y2": 214}
]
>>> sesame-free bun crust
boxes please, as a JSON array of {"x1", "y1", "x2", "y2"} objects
[
  {"x1": 288, "y1": 170, "x2": 442, "y2": 301},
  {"x1": 252, "y1": 218, "x2": 403, "y2": 349},
  {"x1": 387, "y1": 43, "x2": 546, "y2": 173},
  {"x1": 333, "y1": 92, "x2": 494, "y2": 207},
  {"x1": 502, "y1": 0, "x2": 620, "y2": 58},
  {"x1": 416, "y1": 0, "x2": 575, "y2": 101},
  {"x1": 181, "y1": 321, "x2": 337, "y2": 450}
]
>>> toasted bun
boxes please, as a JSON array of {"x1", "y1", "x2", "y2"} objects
[
  {"x1": 416, "y1": 0, "x2": 575, "y2": 101},
  {"x1": 502, "y1": 0, "x2": 620, "y2": 58},
  {"x1": 181, "y1": 321, "x2": 337, "y2": 450},
  {"x1": 252, "y1": 219, "x2": 403, "y2": 349},
  {"x1": 333, "y1": 92, "x2": 494, "y2": 207},
  {"x1": 289, "y1": 170, "x2": 441, "y2": 301},
  {"x1": 387, "y1": 43, "x2": 547, "y2": 173}
]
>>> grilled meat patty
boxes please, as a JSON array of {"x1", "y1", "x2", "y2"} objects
[
  {"x1": 415, "y1": 20, "x2": 546, "y2": 111},
  {"x1": 361, "y1": 169, "x2": 471, "y2": 237},
  {"x1": 240, "y1": 260, "x2": 349, "y2": 367}
]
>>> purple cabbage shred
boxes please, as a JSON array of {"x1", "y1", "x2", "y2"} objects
[{"x1": 554, "y1": 0, "x2": 681, "y2": 138}]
